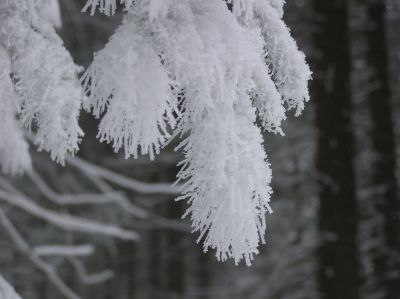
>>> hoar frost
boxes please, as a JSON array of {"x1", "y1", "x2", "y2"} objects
[
  {"x1": 0, "y1": 0, "x2": 83, "y2": 166},
  {"x1": 82, "y1": 0, "x2": 311, "y2": 265},
  {"x1": 0, "y1": 0, "x2": 311, "y2": 265}
]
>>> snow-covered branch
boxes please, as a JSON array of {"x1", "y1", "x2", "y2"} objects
[
  {"x1": 66, "y1": 155, "x2": 179, "y2": 195},
  {"x1": 0, "y1": 0, "x2": 310, "y2": 268},
  {"x1": 0, "y1": 1, "x2": 84, "y2": 165},
  {"x1": 33, "y1": 244, "x2": 95, "y2": 257},
  {"x1": 0, "y1": 47, "x2": 31, "y2": 175},
  {"x1": 0, "y1": 189, "x2": 139, "y2": 241},
  {"x1": 80, "y1": 0, "x2": 310, "y2": 265},
  {"x1": 68, "y1": 258, "x2": 115, "y2": 285},
  {"x1": 82, "y1": 0, "x2": 134, "y2": 16},
  {"x1": 0, "y1": 208, "x2": 82, "y2": 299},
  {"x1": 28, "y1": 170, "x2": 127, "y2": 206}
]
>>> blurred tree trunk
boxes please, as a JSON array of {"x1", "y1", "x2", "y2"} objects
[
  {"x1": 313, "y1": 1, "x2": 359, "y2": 298},
  {"x1": 364, "y1": 1, "x2": 400, "y2": 298},
  {"x1": 165, "y1": 163, "x2": 185, "y2": 299},
  {"x1": 166, "y1": 201, "x2": 185, "y2": 298}
]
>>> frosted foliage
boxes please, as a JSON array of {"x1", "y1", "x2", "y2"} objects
[
  {"x1": 229, "y1": 0, "x2": 285, "y2": 19},
  {"x1": 0, "y1": 1, "x2": 84, "y2": 165},
  {"x1": 39, "y1": 0, "x2": 63, "y2": 29},
  {"x1": 256, "y1": 2, "x2": 311, "y2": 116},
  {"x1": 83, "y1": 0, "x2": 171, "y2": 18},
  {"x1": 177, "y1": 99, "x2": 273, "y2": 265},
  {"x1": 0, "y1": 47, "x2": 31, "y2": 175},
  {"x1": 83, "y1": 0, "x2": 135, "y2": 16},
  {"x1": 232, "y1": 0, "x2": 311, "y2": 115},
  {"x1": 270, "y1": 0, "x2": 286, "y2": 17},
  {"x1": 82, "y1": 21, "x2": 179, "y2": 159},
  {"x1": 0, "y1": 0, "x2": 310, "y2": 265},
  {"x1": 0, "y1": 275, "x2": 24, "y2": 299},
  {"x1": 81, "y1": 0, "x2": 310, "y2": 265}
]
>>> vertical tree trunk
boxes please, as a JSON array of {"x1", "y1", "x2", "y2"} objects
[
  {"x1": 166, "y1": 201, "x2": 185, "y2": 297},
  {"x1": 165, "y1": 162, "x2": 185, "y2": 298},
  {"x1": 364, "y1": 1, "x2": 400, "y2": 298},
  {"x1": 313, "y1": 1, "x2": 359, "y2": 298}
]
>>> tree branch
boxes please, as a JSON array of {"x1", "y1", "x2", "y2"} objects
[
  {"x1": 0, "y1": 208, "x2": 82, "y2": 299},
  {"x1": 0, "y1": 189, "x2": 139, "y2": 241}
]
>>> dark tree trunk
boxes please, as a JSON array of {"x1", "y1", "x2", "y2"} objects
[
  {"x1": 313, "y1": 1, "x2": 359, "y2": 298},
  {"x1": 166, "y1": 200, "x2": 185, "y2": 297},
  {"x1": 364, "y1": 1, "x2": 400, "y2": 298}
]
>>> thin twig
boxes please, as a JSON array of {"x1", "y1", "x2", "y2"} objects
[
  {"x1": 0, "y1": 189, "x2": 139, "y2": 241},
  {"x1": 0, "y1": 208, "x2": 82, "y2": 299}
]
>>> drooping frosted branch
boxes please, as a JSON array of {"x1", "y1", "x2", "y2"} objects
[
  {"x1": 134, "y1": 0, "x2": 282, "y2": 264},
  {"x1": 0, "y1": 1, "x2": 84, "y2": 165},
  {"x1": 177, "y1": 99, "x2": 273, "y2": 266},
  {"x1": 0, "y1": 46, "x2": 31, "y2": 174},
  {"x1": 82, "y1": 0, "x2": 134, "y2": 16},
  {"x1": 256, "y1": 2, "x2": 311, "y2": 116},
  {"x1": 80, "y1": 0, "x2": 309, "y2": 265},
  {"x1": 82, "y1": 20, "x2": 179, "y2": 160},
  {"x1": 232, "y1": 0, "x2": 311, "y2": 116}
]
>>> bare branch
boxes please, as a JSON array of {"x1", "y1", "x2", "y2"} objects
[
  {"x1": 33, "y1": 244, "x2": 95, "y2": 257},
  {"x1": 68, "y1": 257, "x2": 114, "y2": 285},
  {"x1": 0, "y1": 189, "x2": 139, "y2": 241},
  {"x1": 24, "y1": 132, "x2": 180, "y2": 195},
  {"x1": 0, "y1": 208, "x2": 82, "y2": 299},
  {"x1": 27, "y1": 170, "x2": 149, "y2": 218},
  {"x1": 66, "y1": 155, "x2": 180, "y2": 195},
  {"x1": 28, "y1": 170, "x2": 126, "y2": 205}
]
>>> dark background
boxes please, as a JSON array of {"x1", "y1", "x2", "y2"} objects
[{"x1": 1, "y1": 1, "x2": 400, "y2": 299}]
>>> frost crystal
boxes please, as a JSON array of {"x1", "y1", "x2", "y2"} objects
[
  {"x1": 82, "y1": 0, "x2": 310, "y2": 265},
  {"x1": 0, "y1": 0, "x2": 84, "y2": 165},
  {"x1": 0, "y1": 47, "x2": 31, "y2": 175}
]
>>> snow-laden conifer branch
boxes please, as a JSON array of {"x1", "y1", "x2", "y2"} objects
[
  {"x1": 82, "y1": 0, "x2": 134, "y2": 16},
  {"x1": 229, "y1": 0, "x2": 286, "y2": 19},
  {"x1": 231, "y1": 0, "x2": 311, "y2": 116},
  {"x1": 177, "y1": 99, "x2": 273, "y2": 265},
  {"x1": 81, "y1": 20, "x2": 179, "y2": 160},
  {"x1": 0, "y1": 0, "x2": 84, "y2": 165},
  {"x1": 255, "y1": 2, "x2": 311, "y2": 116},
  {"x1": 0, "y1": 0, "x2": 310, "y2": 267},
  {"x1": 83, "y1": 0, "x2": 173, "y2": 18},
  {"x1": 82, "y1": 0, "x2": 295, "y2": 265},
  {"x1": 0, "y1": 46, "x2": 31, "y2": 175}
]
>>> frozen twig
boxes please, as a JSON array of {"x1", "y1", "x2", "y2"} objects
[
  {"x1": 0, "y1": 189, "x2": 139, "y2": 241},
  {"x1": 66, "y1": 155, "x2": 180, "y2": 195},
  {"x1": 68, "y1": 257, "x2": 114, "y2": 285},
  {"x1": 28, "y1": 170, "x2": 127, "y2": 205},
  {"x1": 0, "y1": 208, "x2": 82, "y2": 299},
  {"x1": 33, "y1": 244, "x2": 95, "y2": 257}
]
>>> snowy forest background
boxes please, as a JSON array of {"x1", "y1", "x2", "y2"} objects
[{"x1": 1, "y1": 0, "x2": 400, "y2": 299}]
